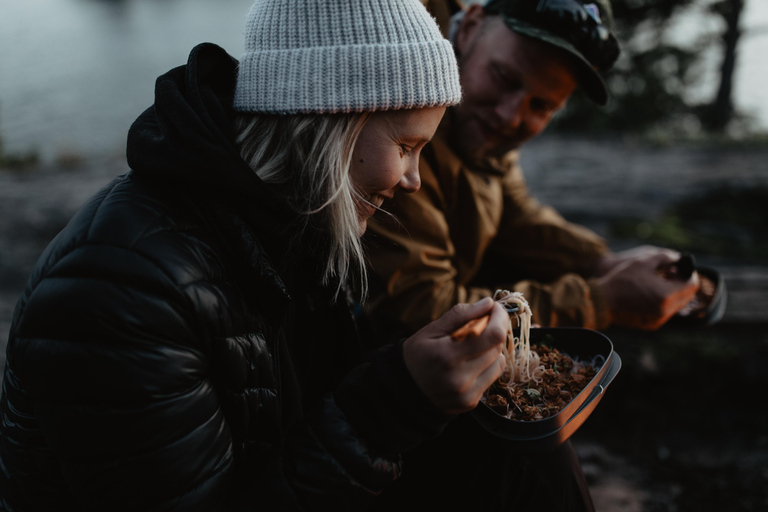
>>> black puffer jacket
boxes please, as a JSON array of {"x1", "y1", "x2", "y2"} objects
[{"x1": 0, "y1": 44, "x2": 451, "y2": 512}]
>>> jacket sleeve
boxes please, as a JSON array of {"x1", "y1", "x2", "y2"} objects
[
  {"x1": 275, "y1": 341, "x2": 453, "y2": 510},
  {"x1": 485, "y1": 153, "x2": 608, "y2": 281},
  {"x1": 6, "y1": 233, "x2": 237, "y2": 511},
  {"x1": 4, "y1": 189, "x2": 451, "y2": 512},
  {"x1": 227, "y1": 340, "x2": 453, "y2": 512},
  {"x1": 365, "y1": 152, "x2": 612, "y2": 338},
  {"x1": 479, "y1": 154, "x2": 612, "y2": 329},
  {"x1": 365, "y1": 155, "x2": 485, "y2": 339}
]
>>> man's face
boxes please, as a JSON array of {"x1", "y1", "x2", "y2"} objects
[{"x1": 449, "y1": 8, "x2": 579, "y2": 165}]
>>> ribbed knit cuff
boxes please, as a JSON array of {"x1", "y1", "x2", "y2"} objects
[
  {"x1": 334, "y1": 340, "x2": 454, "y2": 454},
  {"x1": 235, "y1": 40, "x2": 461, "y2": 114}
]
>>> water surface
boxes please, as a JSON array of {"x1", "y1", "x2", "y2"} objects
[
  {"x1": 0, "y1": 0, "x2": 254, "y2": 162},
  {"x1": 1, "y1": 0, "x2": 766, "y2": 164}
]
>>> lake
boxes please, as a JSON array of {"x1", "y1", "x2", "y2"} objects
[
  {"x1": 0, "y1": 0, "x2": 255, "y2": 162},
  {"x1": 1, "y1": 0, "x2": 767, "y2": 164}
]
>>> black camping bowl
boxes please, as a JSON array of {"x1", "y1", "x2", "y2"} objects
[
  {"x1": 470, "y1": 327, "x2": 621, "y2": 453},
  {"x1": 671, "y1": 266, "x2": 727, "y2": 326}
]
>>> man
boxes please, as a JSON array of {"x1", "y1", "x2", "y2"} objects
[
  {"x1": 364, "y1": 0, "x2": 700, "y2": 345},
  {"x1": 363, "y1": 2, "x2": 700, "y2": 510}
]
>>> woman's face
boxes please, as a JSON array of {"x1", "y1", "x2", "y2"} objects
[{"x1": 350, "y1": 106, "x2": 446, "y2": 235}]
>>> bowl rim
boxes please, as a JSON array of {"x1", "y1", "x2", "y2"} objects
[
  {"x1": 672, "y1": 265, "x2": 727, "y2": 326},
  {"x1": 470, "y1": 327, "x2": 621, "y2": 446}
]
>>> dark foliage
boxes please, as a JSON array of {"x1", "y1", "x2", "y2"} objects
[
  {"x1": 610, "y1": 184, "x2": 768, "y2": 262},
  {"x1": 552, "y1": 0, "x2": 746, "y2": 135}
]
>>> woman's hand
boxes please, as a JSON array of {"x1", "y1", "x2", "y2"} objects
[{"x1": 402, "y1": 298, "x2": 508, "y2": 415}]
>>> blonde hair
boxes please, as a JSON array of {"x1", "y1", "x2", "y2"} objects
[{"x1": 233, "y1": 111, "x2": 371, "y2": 299}]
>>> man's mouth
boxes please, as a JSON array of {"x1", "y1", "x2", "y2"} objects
[
  {"x1": 475, "y1": 116, "x2": 498, "y2": 138},
  {"x1": 477, "y1": 116, "x2": 528, "y2": 150}
]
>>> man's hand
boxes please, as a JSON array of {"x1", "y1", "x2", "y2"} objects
[
  {"x1": 595, "y1": 245, "x2": 700, "y2": 330},
  {"x1": 402, "y1": 298, "x2": 508, "y2": 415}
]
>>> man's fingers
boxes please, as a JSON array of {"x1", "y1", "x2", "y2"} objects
[
  {"x1": 646, "y1": 249, "x2": 683, "y2": 270},
  {"x1": 668, "y1": 275, "x2": 701, "y2": 312}
]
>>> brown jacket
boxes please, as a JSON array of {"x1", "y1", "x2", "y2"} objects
[{"x1": 364, "y1": 115, "x2": 611, "y2": 342}]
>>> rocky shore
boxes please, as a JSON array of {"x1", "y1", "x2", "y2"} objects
[{"x1": 2, "y1": 135, "x2": 767, "y2": 511}]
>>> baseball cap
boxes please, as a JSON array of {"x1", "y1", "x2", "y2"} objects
[{"x1": 484, "y1": 0, "x2": 620, "y2": 105}]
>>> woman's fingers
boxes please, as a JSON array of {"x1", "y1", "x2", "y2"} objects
[
  {"x1": 455, "y1": 301, "x2": 508, "y2": 357},
  {"x1": 447, "y1": 349, "x2": 508, "y2": 415},
  {"x1": 438, "y1": 297, "x2": 495, "y2": 334},
  {"x1": 403, "y1": 300, "x2": 509, "y2": 414},
  {"x1": 451, "y1": 315, "x2": 490, "y2": 341},
  {"x1": 472, "y1": 350, "x2": 508, "y2": 399}
]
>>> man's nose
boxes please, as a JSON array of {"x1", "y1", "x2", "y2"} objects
[
  {"x1": 399, "y1": 162, "x2": 421, "y2": 193},
  {"x1": 495, "y1": 91, "x2": 526, "y2": 130}
]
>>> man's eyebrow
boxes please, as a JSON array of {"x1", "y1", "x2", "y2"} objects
[{"x1": 491, "y1": 58, "x2": 515, "y2": 74}]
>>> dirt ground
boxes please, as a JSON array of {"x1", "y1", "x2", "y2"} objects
[
  {"x1": 2, "y1": 136, "x2": 767, "y2": 511},
  {"x1": 574, "y1": 323, "x2": 768, "y2": 512}
]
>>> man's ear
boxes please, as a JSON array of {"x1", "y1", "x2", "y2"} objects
[{"x1": 455, "y1": 4, "x2": 485, "y2": 56}]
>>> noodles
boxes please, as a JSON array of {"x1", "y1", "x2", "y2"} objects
[
  {"x1": 484, "y1": 290, "x2": 605, "y2": 421},
  {"x1": 492, "y1": 290, "x2": 545, "y2": 388}
]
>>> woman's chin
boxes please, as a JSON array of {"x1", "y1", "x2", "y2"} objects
[{"x1": 357, "y1": 219, "x2": 368, "y2": 237}]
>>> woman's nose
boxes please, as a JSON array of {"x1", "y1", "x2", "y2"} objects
[{"x1": 399, "y1": 162, "x2": 421, "y2": 193}]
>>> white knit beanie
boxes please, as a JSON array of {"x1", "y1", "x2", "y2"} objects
[{"x1": 233, "y1": 0, "x2": 462, "y2": 114}]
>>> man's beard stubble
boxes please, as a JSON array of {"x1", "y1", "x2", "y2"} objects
[{"x1": 445, "y1": 105, "x2": 523, "y2": 170}]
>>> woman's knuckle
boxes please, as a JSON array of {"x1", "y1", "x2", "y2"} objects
[{"x1": 488, "y1": 323, "x2": 506, "y2": 343}]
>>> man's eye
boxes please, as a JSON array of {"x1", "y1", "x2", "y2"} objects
[
  {"x1": 492, "y1": 65, "x2": 507, "y2": 84},
  {"x1": 529, "y1": 99, "x2": 552, "y2": 114},
  {"x1": 400, "y1": 144, "x2": 413, "y2": 155},
  {"x1": 492, "y1": 65, "x2": 522, "y2": 92}
]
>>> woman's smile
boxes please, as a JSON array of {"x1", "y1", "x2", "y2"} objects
[{"x1": 350, "y1": 106, "x2": 446, "y2": 234}]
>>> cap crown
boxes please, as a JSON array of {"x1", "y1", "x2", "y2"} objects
[{"x1": 484, "y1": 0, "x2": 620, "y2": 104}]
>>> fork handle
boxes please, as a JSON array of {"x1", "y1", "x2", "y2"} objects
[{"x1": 450, "y1": 315, "x2": 490, "y2": 341}]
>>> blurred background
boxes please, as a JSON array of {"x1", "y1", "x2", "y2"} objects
[{"x1": 1, "y1": 0, "x2": 766, "y2": 510}]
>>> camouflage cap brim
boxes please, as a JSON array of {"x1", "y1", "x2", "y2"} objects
[{"x1": 501, "y1": 16, "x2": 610, "y2": 106}]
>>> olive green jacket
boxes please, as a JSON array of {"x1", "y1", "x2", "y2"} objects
[{"x1": 364, "y1": 116, "x2": 611, "y2": 343}]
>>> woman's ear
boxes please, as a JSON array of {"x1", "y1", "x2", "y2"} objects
[{"x1": 455, "y1": 4, "x2": 486, "y2": 57}]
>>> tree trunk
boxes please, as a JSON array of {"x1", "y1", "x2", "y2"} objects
[{"x1": 706, "y1": 0, "x2": 744, "y2": 132}]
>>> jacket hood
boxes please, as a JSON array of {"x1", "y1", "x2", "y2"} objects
[
  {"x1": 126, "y1": 43, "x2": 272, "y2": 206},
  {"x1": 126, "y1": 43, "x2": 309, "y2": 264}
]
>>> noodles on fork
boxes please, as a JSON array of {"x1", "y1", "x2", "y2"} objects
[{"x1": 493, "y1": 290, "x2": 546, "y2": 388}]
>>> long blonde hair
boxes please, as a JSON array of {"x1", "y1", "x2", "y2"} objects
[{"x1": 233, "y1": 111, "x2": 371, "y2": 299}]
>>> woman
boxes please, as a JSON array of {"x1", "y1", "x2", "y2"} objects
[{"x1": 0, "y1": 0, "x2": 508, "y2": 510}]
